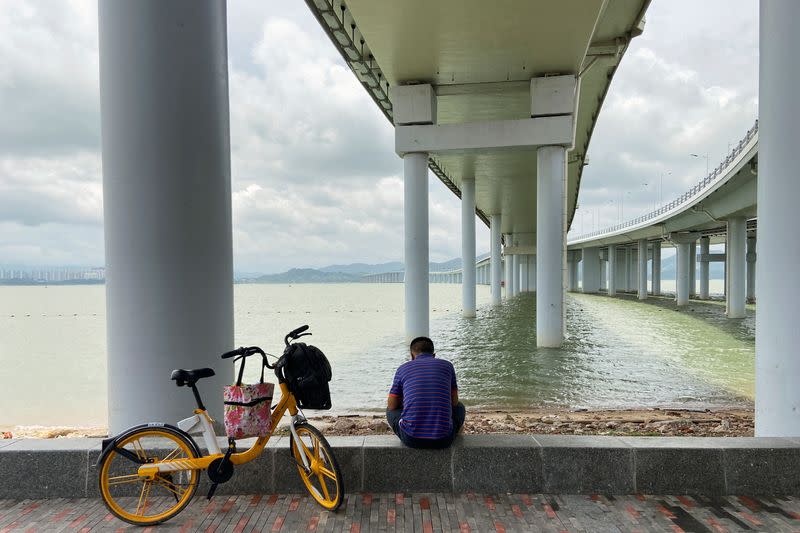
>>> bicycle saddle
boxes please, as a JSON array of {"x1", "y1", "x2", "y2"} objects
[{"x1": 170, "y1": 368, "x2": 215, "y2": 387}]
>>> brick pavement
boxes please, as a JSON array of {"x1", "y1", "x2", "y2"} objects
[{"x1": 1, "y1": 493, "x2": 799, "y2": 532}]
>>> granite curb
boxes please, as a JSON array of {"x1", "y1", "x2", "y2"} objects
[{"x1": 1, "y1": 435, "x2": 799, "y2": 499}]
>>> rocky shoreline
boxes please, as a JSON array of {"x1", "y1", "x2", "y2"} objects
[{"x1": 2, "y1": 407, "x2": 754, "y2": 439}]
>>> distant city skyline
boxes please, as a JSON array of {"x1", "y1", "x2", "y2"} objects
[{"x1": 0, "y1": 1, "x2": 757, "y2": 272}]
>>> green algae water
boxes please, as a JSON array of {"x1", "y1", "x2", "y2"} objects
[{"x1": 0, "y1": 284, "x2": 754, "y2": 427}]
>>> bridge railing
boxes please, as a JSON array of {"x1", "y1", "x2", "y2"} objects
[{"x1": 569, "y1": 120, "x2": 759, "y2": 242}]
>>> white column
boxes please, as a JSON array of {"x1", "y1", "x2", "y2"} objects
[
  {"x1": 600, "y1": 256, "x2": 607, "y2": 290},
  {"x1": 638, "y1": 239, "x2": 648, "y2": 300},
  {"x1": 623, "y1": 247, "x2": 631, "y2": 293},
  {"x1": 699, "y1": 236, "x2": 710, "y2": 299},
  {"x1": 747, "y1": 235, "x2": 756, "y2": 301},
  {"x1": 519, "y1": 255, "x2": 529, "y2": 292},
  {"x1": 581, "y1": 247, "x2": 601, "y2": 293},
  {"x1": 567, "y1": 253, "x2": 579, "y2": 292},
  {"x1": 607, "y1": 244, "x2": 617, "y2": 296},
  {"x1": 490, "y1": 215, "x2": 502, "y2": 305},
  {"x1": 99, "y1": 0, "x2": 233, "y2": 433},
  {"x1": 528, "y1": 255, "x2": 537, "y2": 291},
  {"x1": 403, "y1": 152, "x2": 429, "y2": 340},
  {"x1": 503, "y1": 252, "x2": 512, "y2": 299},
  {"x1": 757, "y1": 0, "x2": 800, "y2": 436},
  {"x1": 689, "y1": 240, "x2": 697, "y2": 298},
  {"x1": 727, "y1": 217, "x2": 747, "y2": 318},
  {"x1": 536, "y1": 146, "x2": 566, "y2": 347},
  {"x1": 461, "y1": 178, "x2": 476, "y2": 317},
  {"x1": 510, "y1": 254, "x2": 519, "y2": 296},
  {"x1": 652, "y1": 241, "x2": 661, "y2": 295},
  {"x1": 676, "y1": 242, "x2": 690, "y2": 306}
]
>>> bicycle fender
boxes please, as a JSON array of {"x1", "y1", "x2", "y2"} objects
[{"x1": 96, "y1": 423, "x2": 202, "y2": 467}]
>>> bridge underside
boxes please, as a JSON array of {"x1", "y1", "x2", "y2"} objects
[{"x1": 308, "y1": 0, "x2": 649, "y2": 234}]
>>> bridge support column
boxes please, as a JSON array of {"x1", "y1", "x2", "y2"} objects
[
  {"x1": 638, "y1": 239, "x2": 648, "y2": 300},
  {"x1": 529, "y1": 255, "x2": 537, "y2": 291},
  {"x1": 537, "y1": 146, "x2": 566, "y2": 347},
  {"x1": 726, "y1": 217, "x2": 747, "y2": 318},
  {"x1": 600, "y1": 255, "x2": 607, "y2": 291},
  {"x1": 490, "y1": 215, "x2": 502, "y2": 305},
  {"x1": 510, "y1": 254, "x2": 519, "y2": 296},
  {"x1": 651, "y1": 241, "x2": 661, "y2": 295},
  {"x1": 676, "y1": 242, "x2": 691, "y2": 306},
  {"x1": 503, "y1": 252, "x2": 512, "y2": 299},
  {"x1": 689, "y1": 239, "x2": 697, "y2": 298},
  {"x1": 99, "y1": 0, "x2": 233, "y2": 433},
  {"x1": 581, "y1": 247, "x2": 601, "y2": 293},
  {"x1": 519, "y1": 256, "x2": 529, "y2": 292},
  {"x1": 567, "y1": 252, "x2": 579, "y2": 292},
  {"x1": 699, "y1": 236, "x2": 710, "y2": 299},
  {"x1": 403, "y1": 152, "x2": 430, "y2": 340},
  {"x1": 628, "y1": 248, "x2": 637, "y2": 292},
  {"x1": 757, "y1": 0, "x2": 800, "y2": 436},
  {"x1": 461, "y1": 178, "x2": 476, "y2": 317},
  {"x1": 607, "y1": 244, "x2": 617, "y2": 296},
  {"x1": 747, "y1": 235, "x2": 756, "y2": 302}
]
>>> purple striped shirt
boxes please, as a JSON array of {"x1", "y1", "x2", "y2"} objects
[{"x1": 389, "y1": 354, "x2": 457, "y2": 439}]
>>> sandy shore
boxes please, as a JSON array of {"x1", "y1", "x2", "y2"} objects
[{"x1": 2, "y1": 407, "x2": 754, "y2": 439}]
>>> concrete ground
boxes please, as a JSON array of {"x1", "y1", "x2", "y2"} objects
[{"x1": 2, "y1": 492, "x2": 799, "y2": 532}]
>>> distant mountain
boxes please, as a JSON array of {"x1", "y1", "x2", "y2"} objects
[
  {"x1": 251, "y1": 268, "x2": 363, "y2": 284},
  {"x1": 318, "y1": 262, "x2": 403, "y2": 275},
  {"x1": 659, "y1": 254, "x2": 724, "y2": 280}
]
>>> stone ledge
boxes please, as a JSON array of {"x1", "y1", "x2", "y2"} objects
[{"x1": 1, "y1": 435, "x2": 799, "y2": 499}]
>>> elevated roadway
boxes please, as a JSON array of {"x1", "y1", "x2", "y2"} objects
[
  {"x1": 307, "y1": 0, "x2": 650, "y2": 346},
  {"x1": 566, "y1": 122, "x2": 758, "y2": 316}
]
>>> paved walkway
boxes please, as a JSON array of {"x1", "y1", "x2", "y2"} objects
[{"x1": 2, "y1": 493, "x2": 799, "y2": 532}]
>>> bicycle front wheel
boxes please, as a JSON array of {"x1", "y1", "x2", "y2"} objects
[
  {"x1": 291, "y1": 423, "x2": 344, "y2": 511},
  {"x1": 98, "y1": 427, "x2": 200, "y2": 526}
]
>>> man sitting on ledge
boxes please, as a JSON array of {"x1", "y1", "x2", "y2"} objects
[{"x1": 386, "y1": 336, "x2": 466, "y2": 448}]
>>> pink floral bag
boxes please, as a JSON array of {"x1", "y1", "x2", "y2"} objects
[{"x1": 223, "y1": 355, "x2": 274, "y2": 439}]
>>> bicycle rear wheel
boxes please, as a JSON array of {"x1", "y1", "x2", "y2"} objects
[
  {"x1": 98, "y1": 427, "x2": 200, "y2": 525},
  {"x1": 291, "y1": 423, "x2": 344, "y2": 511}
]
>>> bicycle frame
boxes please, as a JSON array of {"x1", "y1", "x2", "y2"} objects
[{"x1": 136, "y1": 382, "x2": 306, "y2": 478}]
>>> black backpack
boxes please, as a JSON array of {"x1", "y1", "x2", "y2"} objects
[{"x1": 282, "y1": 342, "x2": 332, "y2": 410}]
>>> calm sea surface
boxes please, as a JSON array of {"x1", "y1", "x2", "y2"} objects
[{"x1": 0, "y1": 282, "x2": 752, "y2": 427}]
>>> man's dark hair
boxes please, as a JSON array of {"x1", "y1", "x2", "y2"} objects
[{"x1": 409, "y1": 336, "x2": 434, "y2": 355}]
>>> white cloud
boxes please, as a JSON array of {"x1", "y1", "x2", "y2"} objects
[{"x1": 0, "y1": 0, "x2": 756, "y2": 271}]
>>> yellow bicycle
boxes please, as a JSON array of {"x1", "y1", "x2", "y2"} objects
[{"x1": 97, "y1": 325, "x2": 343, "y2": 526}]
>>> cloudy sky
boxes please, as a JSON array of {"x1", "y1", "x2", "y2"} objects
[{"x1": 0, "y1": 0, "x2": 758, "y2": 273}]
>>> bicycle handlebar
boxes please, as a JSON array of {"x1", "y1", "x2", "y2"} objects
[{"x1": 285, "y1": 324, "x2": 310, "y2": 346}]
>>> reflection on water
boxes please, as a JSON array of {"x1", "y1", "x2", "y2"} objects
[{"x1": 0, "y1": 284, "x2": 754, "y2": 426}]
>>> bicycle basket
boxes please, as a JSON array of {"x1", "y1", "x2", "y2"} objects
[
  {"x1": 223, "y1": 354, "x2": 274, "y2": 438},
  {"x1": 283, "y1": 343, "x2": 332, "y2": 410}
]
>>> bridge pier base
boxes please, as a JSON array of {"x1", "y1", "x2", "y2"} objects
[
  {"x1": 607, "y1": 244, "x2": 617, "y2": 296},
  {"x1": 403, "y1": 152, "x2": 430, "y2": 340},
  {"x1": 699, "y1": 236, "x2": 710, "y2": 299},
  {"x1": 638, "y1": 239, "x2": 648, "y2": 300},
  {"x1": 536, "y1": 145, "x2": 567, "y2": 347},
  {"x1": 726, "y1": 217, "x2": 747, "y2": 318},
  {"x1": 461, "y1": 178, "x2": 476, "y2": 318},
  {"x1": 651, "y1": 241, "x2": 661, "y2": 295}
]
